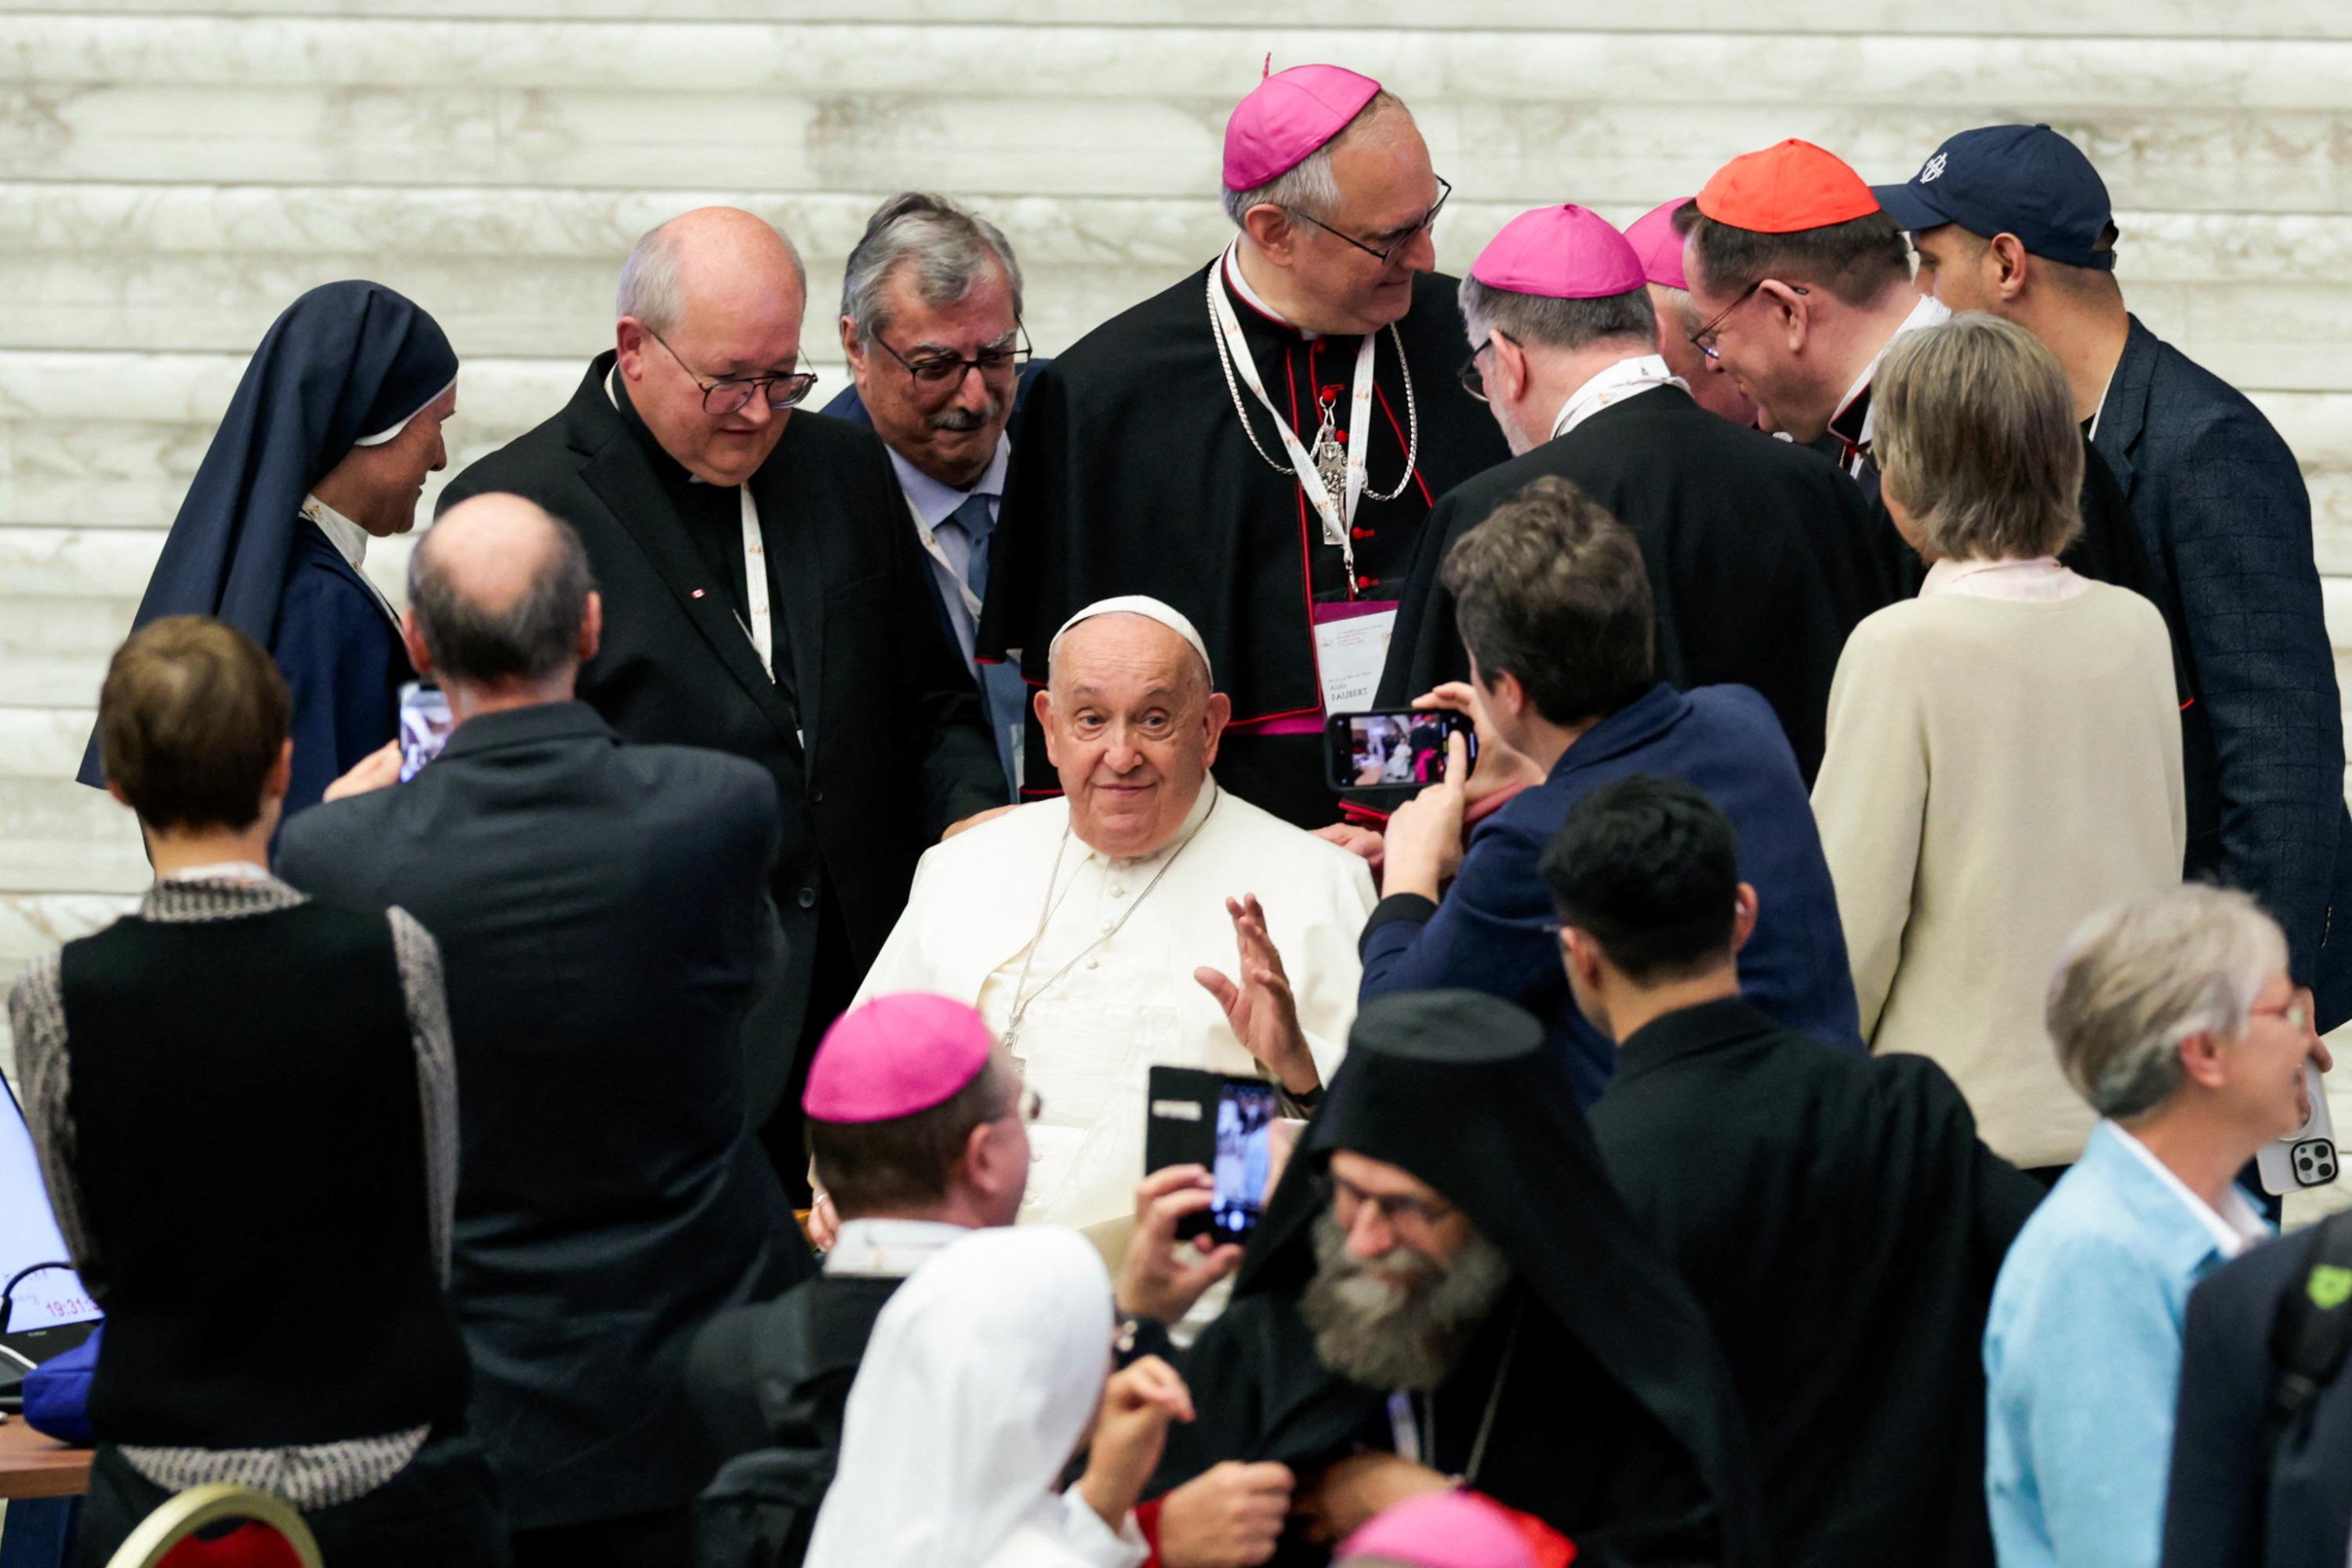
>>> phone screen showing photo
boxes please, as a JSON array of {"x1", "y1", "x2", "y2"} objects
[{"x1": 1210, "y1": 1080, "x2": 1280, "y2": 1244}]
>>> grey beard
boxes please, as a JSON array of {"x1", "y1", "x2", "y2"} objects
[{"x1": 1298, "y1": 1209, "x2": 1513, "y2": 1392}]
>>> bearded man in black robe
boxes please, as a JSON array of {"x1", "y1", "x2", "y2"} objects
[
  {"x1": 1144, "y1": 990, "x2": 1764, "y2": 1568},
  {"x1": 981, "y1": 65, "x2": 1508, "y2": 829}
]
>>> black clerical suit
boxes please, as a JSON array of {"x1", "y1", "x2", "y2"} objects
[
  {"x1": 277, "y1": 702, "x2": 813, "y2": 1555},
  {"x1": 684, "y1": 1272, "x2": 905, "y2": 1568},
  {"x1": 1152, "y1": 991, "x2": 1763, "y2": 1568},
  {"x1": 437, "y1": 356, "x2": 1004, "y2": 1152},
  {"x1": 1377, "y1": 382, "x2": 1888, "y2": 782},
  {"x1": 983, "y1": 258, "x2": 1510, "y2": 828},
  {"x1": 1586, "y1": 997, "x2": 2044, "y2": 1568}
]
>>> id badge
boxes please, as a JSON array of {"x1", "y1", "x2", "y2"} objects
[{"x1": 1312, "y1": 600, "x2": 1398, "y2": 716}]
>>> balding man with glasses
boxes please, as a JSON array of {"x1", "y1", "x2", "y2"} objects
[{"x1": 439, "y1": 205, "x2": 1005, "y2": 1198}]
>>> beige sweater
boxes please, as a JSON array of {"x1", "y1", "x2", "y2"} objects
[{"x1": 1812, "y1": 582, "x2": 2185, "y2": 1168}]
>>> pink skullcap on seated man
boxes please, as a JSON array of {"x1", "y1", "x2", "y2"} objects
[
  {"x1": 802, "y1": 991, "x2": 993, "y2": 1123},
  {"x1": 1469, "y1": 204, "x2": 1648, "y2": 299},
  {"x1": 1338, "y1": 1489, "x2": 1548, "y2": 1568},
  {"x1": 1222, "y1": 62, "x2": 1383, "y2": 191}
]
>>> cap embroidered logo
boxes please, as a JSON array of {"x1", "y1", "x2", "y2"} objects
[{"x1": 1921, "y1": 152, "x2": 1948, "y2": 183}]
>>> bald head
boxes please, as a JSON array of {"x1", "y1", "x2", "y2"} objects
[
  {"x1": 409, "y1": 493, "x2": 598, "y2": 689},
  {"x1": 617, "y1": 207, "x2": 808, "y2": 336}
]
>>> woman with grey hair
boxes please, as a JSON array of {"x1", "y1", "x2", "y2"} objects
[
  {"x1": 1810, "y1": 311, "x2": 2185, "y2": 1175},
  {"x1": 1982, "y1": 884, "x2": 2330, "y2": 1568}
]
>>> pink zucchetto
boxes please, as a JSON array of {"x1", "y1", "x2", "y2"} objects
[
  {"x1": 1337, "y1": 1490, "x2": 1540, "y2": 1568},
  {"x1": 1621, "y1": 197, "x2": 1694, "y2": 291},
  {"x1": 1469, "y1": 205, "x2": 1647, "y2": 300},
  {"x1": 802, "y1": 993, "x2": 993, "y2": 1124},
  {"x1": 1222, "y1": 63, "x2": 1383, "y2": 193}
]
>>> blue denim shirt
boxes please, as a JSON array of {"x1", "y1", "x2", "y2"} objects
[{"x1": 1984, "y1": 1120, "x2": 2273, "y2": 1568}]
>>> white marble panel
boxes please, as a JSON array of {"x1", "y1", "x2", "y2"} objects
[
  {"x1": 6, "y1": 0, "x2": 2350, "y2": 35},
  {"x1": 9, "y1": 20, "x2": 2352, "y2": 113},
  {"x1": 0, "y1": 708, "x2": 99, "y2": 780},
  {"x1": 3, "y1": 85, "x2": 2347, "y2": 216},
  {"x1": 0, "y1": 778, "x2": 150, "y2": 895}
]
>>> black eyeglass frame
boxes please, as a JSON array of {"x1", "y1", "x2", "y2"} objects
[
  {"x1": 644, "y1": 325, "x2": 818, "y2": 414},
  {"x1": 1686, "y1": 281, "x2": 1809, "y2": 361},
  {"x1": 869, "y1": 322, "x2": 1034, "y2": 393},
  {"x1": 1455, "y1": 328, "x2": 1520, "y2": 404},
  {"x1": 1283, "y1": 175, "x2": 1454, "y2": 267}
]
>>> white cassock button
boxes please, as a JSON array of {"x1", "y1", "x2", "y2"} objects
[
  {"x1": 1111, "y1": 884, "x2": 1128, "y2": 898},
  {"x1": 1085, "y1": 957, "x2": 1101, "y2": 970}
]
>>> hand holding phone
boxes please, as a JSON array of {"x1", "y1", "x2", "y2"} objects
[{"x1": 1145, "y1": 1067, "x2": 1279, "y2": 1247}]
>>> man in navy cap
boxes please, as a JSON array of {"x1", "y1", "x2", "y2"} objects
[{"x1": 1878, "y1": 124, "x2": 2352, "y2": 1033}]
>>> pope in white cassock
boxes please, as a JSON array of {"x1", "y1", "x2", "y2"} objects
[{"x1": 841, "y1": 595, "x2": 1377, "y2": 1247}]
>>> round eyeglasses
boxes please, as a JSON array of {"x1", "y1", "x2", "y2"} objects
[{"x1": 645, "y1": 326, "x2": 818, "y2": 415}]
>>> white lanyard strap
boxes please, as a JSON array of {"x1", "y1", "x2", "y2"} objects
[
  {"x1": 1208, "y1": 242, "x2": 1376, "y2": 579},
  {"x1": 738, "y1": 486, "x2": 774, "y2": 680},
  {"x1": 1548, "y1": 355, "x2": 1686, "y2": 441}
]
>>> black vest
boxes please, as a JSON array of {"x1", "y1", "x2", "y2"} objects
[{"x1": 58, "y1": 902, "x2": 470, "y2": 1446}]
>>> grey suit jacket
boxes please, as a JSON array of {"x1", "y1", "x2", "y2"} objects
[
  {"x1": 2094, "y1": 314, "x2": 2352, "y2": 1025},
  {"x1": 2163, "y1": 1214, "x2": 2352, "y2": 1568},
  {"x1": 276, "y1": 700, "x2": 811, "y2": 1530}
]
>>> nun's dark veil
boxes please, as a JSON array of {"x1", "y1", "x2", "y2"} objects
[{"x1": 77, "y1": 281, "x2": 457, "y2": 787}]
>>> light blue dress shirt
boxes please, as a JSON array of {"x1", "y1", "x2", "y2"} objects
[
  {"x1": 1984, "y1": 1119, "x2": 2272, "y2": 1568},
  {"x1": 887, "y1": 437, "x2": 1024, "y2": 800}
]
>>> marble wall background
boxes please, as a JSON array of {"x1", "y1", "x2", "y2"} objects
[{"x1": 5, "y1": 4, "x2": 2351, "y2": 1145}]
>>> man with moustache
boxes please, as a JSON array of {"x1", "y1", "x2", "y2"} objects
[
  {"x1": 1143, "y1": 990, "x2": 1763, "y2": 1567},
  {"x1": 826, "y1": 193, "x2": 1047, "y2": 798},
  {"x1": 437, "y1": 207, "x2": 1005, "y2": 1191},
  {"x1": 982, "y1": 65, "x2": 1508, "y2": 829}
]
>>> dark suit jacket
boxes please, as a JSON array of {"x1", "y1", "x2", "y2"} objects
[
  {"x1": 1358, "y1": 683, "x2": 1863, "y2": 1105},
  {"x1": 276, "y1": 702, "x2": 812, "y2": 1530},
  {"x1": 437, "y1": 356, "x2": 1004, "y2": 1112},
  {"x1": 1590, "y1": 998, "x2": 2042, "y2": 1568},
  {"x1": 2163, "y1": 1214, "x2": 2352, "y2": 1568},
  {"x1": 274, "y1": 522, "x2": 412, "y2": 816},
  {"x1": 2093, "y1": 316, "x2": 2352, "y2": 1025}
]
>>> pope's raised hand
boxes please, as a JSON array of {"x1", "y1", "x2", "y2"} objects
[{"x1": 1194, "y1": 895, "x2": 1318, "y2": 1094}]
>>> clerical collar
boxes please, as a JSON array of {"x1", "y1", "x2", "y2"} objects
[
  {"x1": 1548, "y1": 354, "x2": 1686, "y2": 442},
  {"x1": 299, "y1": 493, "x2": 401, "y2": 626},
  {"x1": 606, "y1": 364, "x2": 732, "y2": 492},
  {"x1": 889, "y1": 435, "x2": 1010, "y2": 532},
  {"x1": 1829, "y1": 294, "x2": 1950, "y2": 448},
  {"x1": 1222, "y1": 246, "x2": 1322, "y2": 341},
  {"x1": 824, "y1": 1218, "x2": 971, "y2": 1279}
]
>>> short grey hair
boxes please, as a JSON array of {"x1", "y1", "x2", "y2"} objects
[
  {"x1": 1457, "y1": 275, "x2": 1657, "y2": 355},
  {"x1": 409, "y1": 503, "x2": 597, "y2": 685},
  {"x1": 840, "y1": 193, "x2": 1023, "y2": 350},
  {"x1": 615, "y1": 215, "x2": 808, "y2": 336},
  {"x1": 1875, "y1": 312, "x2": 2084, "y2": 561},
  {"x1": 1221, "y1": 89, "x2": 1408, "y2": 228},
  {"x1": 2046, "y1": 884, "x2": 2288, "y2": 1120}
]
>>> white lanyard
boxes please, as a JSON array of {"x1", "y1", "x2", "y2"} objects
[
  {"x1": 908, "y1": 492, "x2": 986, "y2": 622},
  {"x1": 737, "y1": 486, "x2": 773, "y2": 681},
  {"x1": 1208, "y1": 241, "x2": 1377, "y2": 576},
  {"x1": 1548, "y1": 354, "x2": 1687, "y2": 441}
]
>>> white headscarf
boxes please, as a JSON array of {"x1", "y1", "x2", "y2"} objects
[{"x1": 802, "y1": 1226, "x2": 1116, "y2": 1568}]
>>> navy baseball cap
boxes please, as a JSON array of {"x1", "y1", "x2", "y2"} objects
[{"x1": 1872, "y1": 124, "x2": 2117, "y2": 271}]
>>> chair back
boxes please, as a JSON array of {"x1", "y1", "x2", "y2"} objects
[{"x1": 101, "y1": 1483, "x2": 324, "y2": 1568}]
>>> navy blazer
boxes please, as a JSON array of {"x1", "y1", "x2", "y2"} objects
[
  {"x1": 2093, "y1": 317, "x2": 2352, "y2": 1025},
  {"x1": 2162, "y1": 1217, "x2": 2352, "y2": 1568},
  {"x1": 273, "y1": 521, "x2": 412, "y2": 817},
  {"x1": 1359, "y1": 684, "x2": 1863, "y2": 1105}
]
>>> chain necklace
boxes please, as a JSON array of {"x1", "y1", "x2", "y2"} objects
[
  {"x1": 1001, "y1": 787, "x2": 1223, "y2": 1054},
  {"x1": 1208, "y1": 267, "x2": 1421, "y2": 505}
]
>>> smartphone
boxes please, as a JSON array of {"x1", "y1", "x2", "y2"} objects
[
  {"x1": 1145, "y1": 1065, "x2": 1281, "y2": 1247},
  {"x1": 2257, "y1": 1060, "x2": 2340, "y2": 1196},
  {"x1": 397, "y1": 682, "x2": 455, "y2": 782},
  {"x1": 1327, "y1": 709, "x2": 1475, "y2": 793}
]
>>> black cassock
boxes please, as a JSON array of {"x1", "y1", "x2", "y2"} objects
[
  {"x1": 1151, "y1": 992, "x2": 1765, "y2": 1568},
  {"x1": 1376, "y1": 383, "x2": 1890, "y2": 784},
  {"x1": 686, "y1": 1273, "x2": 905, "y2": 1568},
  {"x1": 1587, "y1": 998, "x2": 2044, "y2": 1568},
  {"x1": 982, "y1": 259, "x2": 1509, "y2": 829}
]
